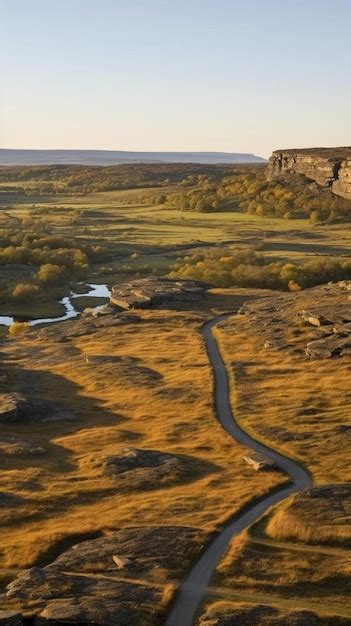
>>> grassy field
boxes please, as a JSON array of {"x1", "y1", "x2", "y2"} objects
[
  {"x1": 196, "y1": 286, "x2": 351, "y2": 622},
  {"x1": 1, "y1": 178, "x2": 351, "y2": 621},
  {"x1": 0, "y1": 291, "x2": 286, "y2": 591},
  {"x1": 2, "y1": 184, "x2": 351, "y2": 321}
]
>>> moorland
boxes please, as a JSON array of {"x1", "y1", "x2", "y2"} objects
[{"x1": 0, "y1": 159, "x2": 350, "y2": 625}]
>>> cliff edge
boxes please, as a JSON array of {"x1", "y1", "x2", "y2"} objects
[{"x1": 268, "y1": 147, "x2": 351, "y2": 200}]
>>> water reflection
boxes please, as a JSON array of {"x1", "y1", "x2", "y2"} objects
[{"x1": 0, "y1": 283, "x2": 111, "y2": 328}]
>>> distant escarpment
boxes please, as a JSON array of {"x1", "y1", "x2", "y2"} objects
[{"x1": 268, "y1": 147, "x2": 351, "y2": 200}]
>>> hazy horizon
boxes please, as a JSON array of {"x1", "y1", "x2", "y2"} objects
[
  {"x1": 1, "y1": 0, "x2": 351, "y2": 158},
  {"x1": 0, "y1": 148, "x2": 267, "y2": 166}
]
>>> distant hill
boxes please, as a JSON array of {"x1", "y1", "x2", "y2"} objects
[{"x1": 0, "y1": 149, "x2": 265, "y2": 166}]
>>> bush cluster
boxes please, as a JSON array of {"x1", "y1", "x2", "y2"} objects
[
  {"x1": 171, "y1": 249, "x2": 351, "y2": 291},
  {"x1": 165, "y1": 170, "x2": 351, "y2": 221},
  {"x1": 0, "y1": 221, "x2": 105, "y2": 304}
]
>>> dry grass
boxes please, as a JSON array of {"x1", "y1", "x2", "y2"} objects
[
  {"x1": 198, "y1": 598, "x2": 351, "y2": 625},
  {"x1": 266, "y1": 488, "x2": 351, "y2": 546},
  {"x1": 0, "y1": 294, "x2": 285, "y2": 571},
  {"x1": 199, "y1": 286, "x2": 351, "y2": 620},
  {"x1": 215, "y1": 293, "x2": 351, "y2": 483}
]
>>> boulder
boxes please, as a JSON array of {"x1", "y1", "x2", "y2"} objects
[
  {"x1": 112, "y1": 556, "x2": 133, "y2": 570},
  {"x1": 243, "y1": 452, "x2": 277, "y2": 471}
]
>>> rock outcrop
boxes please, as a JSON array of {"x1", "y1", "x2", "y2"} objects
[
  {"x1": 2, "y1": 526, "x2": 208, "y2": 624},
  {"x1": 267, "y1": 483, "x2": 351, "y2": 546},
  {"x1": 86, "y1": 447, "x2": 213, "y2": 489},
  {"x1": 236, "y1": 281, "x2": 351, "y2": 359},
  {"x1": 110, "y1": 277, "x2": 208, "y2": 310},
  {"x1": 268, "y1": 147, "x2": 351, "y2": 200},
  {"x1": 0, "y1": 394, "x2": 73, "y2": 423}
]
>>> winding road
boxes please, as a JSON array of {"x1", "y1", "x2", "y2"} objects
[{"x1": 165, "y1": 313, "x2": 312, "y2": 626}]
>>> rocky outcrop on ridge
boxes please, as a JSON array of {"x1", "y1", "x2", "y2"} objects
[
  {"x1": 268, "y1": 147, "x2": 351, "y2": 200},
  {"x1": 234, "y1": 281, "x2": 351, "y2": 359},
  {"x1": 110, "y1": 277, "x2": 208, "y2": 310}
]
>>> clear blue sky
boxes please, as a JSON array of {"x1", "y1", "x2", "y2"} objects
[{"x1": 1, "y1": 0, "x2": 350, "y2": 157}]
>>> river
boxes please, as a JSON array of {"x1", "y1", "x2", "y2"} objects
[{"x1": 0, "y1": 283, "x2": 111, "y2": 328}]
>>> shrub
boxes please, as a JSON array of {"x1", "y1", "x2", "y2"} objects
[
  {"x1": 171, "y1": 248, "x2": 351, "y2": 291},
  {"x1": 37, "y1": 263, "x2": 67, "y2": 284},
  {"x1": 8, "y1": 321, "x2": 30, "y2": 336},
  {"x1": 12, "y1": 283, "x2": 39, "y2": 302}
]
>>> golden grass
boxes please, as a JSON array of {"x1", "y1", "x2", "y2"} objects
[
  {"x1": 201, "y1": 287, "x2": 351, "y2": 619},
  {"x1": 266, "y1": 494, "x2": 351, "y2": 546},
  {"x1": 198, "y1": 598, "x2": 351, "y2": 624},
  {"x1": 215, "y1": 309, "x2": 351, "y2": 484},
  {"x1": 0, "y1": 295, "x2": 285, "y2": 571}
]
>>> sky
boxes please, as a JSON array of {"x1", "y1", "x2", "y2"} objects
[{"x1": 1, "y1": 0, "x2": 351, "y2": 158}]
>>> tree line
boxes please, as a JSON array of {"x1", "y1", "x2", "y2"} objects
[{"x1": 171, "y1": 248, "x2": 351, "y2": 291}]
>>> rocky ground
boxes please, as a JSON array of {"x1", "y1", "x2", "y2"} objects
[
  {"x1": 110, "y1": 277, "x2": 208, "y2": 310},
  {"x1": 1, "y1": 526, "x2": 208, "y2": 624},
  {"x1": 234, "y1": 280, "x2": 351, "y2": 359},
  {"x1": 266, "y1": 483, "x2": 351, "y2": 546}
]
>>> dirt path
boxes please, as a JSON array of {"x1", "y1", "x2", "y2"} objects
[{"x1": 165, "y1": 313, "x2": 312, "y2": 626}]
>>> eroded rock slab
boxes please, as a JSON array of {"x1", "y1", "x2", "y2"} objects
[
  {"x1": 3, "y1": 526, "x2": 208, "y2": 624},
  {"x1": 110, "y1": 277, "x2": 208, "y2": 310},
  {"x1": 236, "y1": 282, "x2": 351, "y2": 359},
  {"x1": 8, "y1": 573, "x2": 160, "y2": 626},
  {"x1": 85, "y1": 447, "x2": 215, "y2": 489}
]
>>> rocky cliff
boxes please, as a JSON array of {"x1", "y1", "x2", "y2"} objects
[{"x1": 268, "y1": 147, "x2": 351, "y2": 200}]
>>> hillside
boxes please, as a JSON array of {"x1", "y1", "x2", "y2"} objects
[{"x1": 0, "y1": 149, "x2": 266, "y2": 166}]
